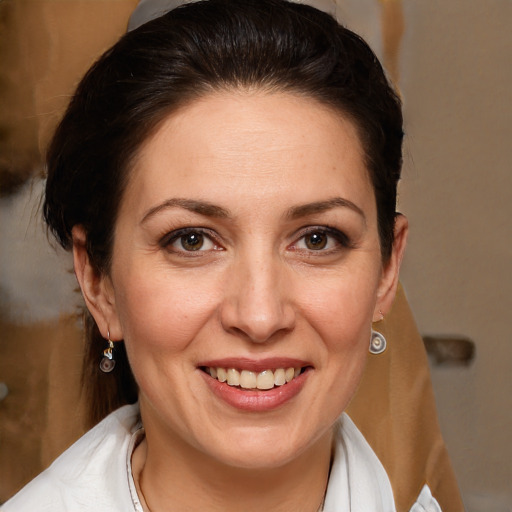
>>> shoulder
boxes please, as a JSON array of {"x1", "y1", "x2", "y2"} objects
[
  {"x1": 2, "y1": 404, "x2": 140, "y2": 512},
  {"x1": 323, "y1": 414, "x2": 442, "y2": 512}
]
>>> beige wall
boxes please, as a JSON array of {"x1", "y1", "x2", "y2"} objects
[{"x1": 397, "y1": 0, "x2": 512, "y2": 508}]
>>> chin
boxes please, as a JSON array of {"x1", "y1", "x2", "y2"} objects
[
  {"x1": 203, "y1": 422, "x2": 331, "y2": 470},
  {"x1": 214, "y1": 446, "x2": 301, "y2": 470}
]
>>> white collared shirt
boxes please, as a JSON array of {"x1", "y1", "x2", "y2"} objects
[{"x1": 2, "y1": 404, "x2": 442, "y2": 512}]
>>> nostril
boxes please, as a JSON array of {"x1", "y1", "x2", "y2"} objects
[{"x1": 226, "y1": 324, "x2": 294, "y2": 344}]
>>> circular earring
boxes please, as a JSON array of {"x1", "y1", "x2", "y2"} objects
[
  {"x1": 99, "y1": 331, "x2": 116, "y2": 373},
  {"x1": 369, "y1": 330, "x2": 387, "y2": 355}
]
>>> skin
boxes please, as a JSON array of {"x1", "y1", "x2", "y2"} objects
[{"x1": 73, "y1": 91, "x2": 408, "y2": 511}]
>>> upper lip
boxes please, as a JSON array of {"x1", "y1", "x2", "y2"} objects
[{"x1": 198, "y1": 357, "x2": 312, "y2": 373}]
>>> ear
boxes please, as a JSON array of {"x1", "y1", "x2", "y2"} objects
[
  {"x1": 72, "y1": 225, "x2": 123, "y2": 341},
  {"x1": 373, "y1": 214, "x2": 409, "y2": 322}
]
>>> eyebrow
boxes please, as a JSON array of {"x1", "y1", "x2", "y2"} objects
[
  {"x1": 141, "y1": 198, "x2": 230, "y2": 224},
  {"x1": 286, "y1": 197, "x2": 366, "y2": 223},
  {"x1": 141, "y1": 196, "x2": 365, "y2": 224}
]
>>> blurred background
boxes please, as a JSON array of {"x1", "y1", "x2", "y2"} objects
[
  {"x1": 0, "y1": 0, "x2": 511, "y2": 509},
  {"x1": 350, "y1": 1, "x2": 512, "y2": 508},
  {"x1": 397, "y1": 3, "x2": 511, "y2": 510}
]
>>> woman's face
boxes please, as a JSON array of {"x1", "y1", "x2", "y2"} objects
[{"x1": 82, "y1": 91, "x2": 405, "y2": 469}]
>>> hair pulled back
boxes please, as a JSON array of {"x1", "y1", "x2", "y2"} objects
[{"x1": 43, "y1": 0, "x2": 403, "y2": 426}]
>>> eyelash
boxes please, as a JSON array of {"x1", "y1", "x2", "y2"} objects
[
  {"x1": 160, "y1": 227, "x2": 222, "y2": 255},
  {"x1": 159, "y1": 226, "x2": 352, "y2": 255},
  {"x1": 290, "y1": 226, "x2": 352, "y2": 254}
]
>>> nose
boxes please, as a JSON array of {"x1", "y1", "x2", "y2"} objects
[{"x1": 219, "y1": 251, "x2": 296, "y2": 344}]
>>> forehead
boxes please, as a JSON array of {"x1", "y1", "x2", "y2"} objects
[{"x1": 125, "y1": 90, "x2": 373, "y2": 215}]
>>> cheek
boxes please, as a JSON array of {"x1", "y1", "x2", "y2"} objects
[
  {"x1": 112, "y1": 269, "x2": 221, "y2": 356},
  {"x1": 297, "y1": 266, "x2": 381, "y2": 350},
  {"x1": 307, "y1": 279, "x2": 377, "y2": 409}
]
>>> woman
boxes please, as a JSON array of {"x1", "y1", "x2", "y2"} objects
[{"x1": 3, "y1": 0, "x2": 442, "y2": 510}]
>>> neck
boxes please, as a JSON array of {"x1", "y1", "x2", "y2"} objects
[{"x1": 132, "y1": 427, "x2": 334, "y2": 512}]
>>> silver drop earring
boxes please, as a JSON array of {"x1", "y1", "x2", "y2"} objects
[
  {"x1": 100, "y1": 332, "x2": 116, "y2": 373},
  {"x1": 370, "y1": 330, "x2": 387, "y2": 355}
]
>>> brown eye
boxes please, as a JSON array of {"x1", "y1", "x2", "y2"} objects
[
  {"x1": 180, "y1": 232, "x2": 204, "y2": 251},
  {"x1": 304, "y1": 232, "x2": 328, "y2": 250},
  {"x1": 292, "y1": 227, "x2": 350, "y2": 253},
  {"x1": 164, "y1": 228, "x2": 218, "y2": 254}
]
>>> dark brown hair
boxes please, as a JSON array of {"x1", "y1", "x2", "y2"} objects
[{"x1": 43, "y1": 0, "x2": 403, "y2": 427}]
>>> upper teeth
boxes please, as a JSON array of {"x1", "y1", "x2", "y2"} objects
[{"x1": 208, "y1": 367, "x2": 301, "y2": 390}]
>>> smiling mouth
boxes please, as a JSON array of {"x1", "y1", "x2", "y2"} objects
[{"x1": 201, "y1": 366, "x2": 309, "y2": 391}]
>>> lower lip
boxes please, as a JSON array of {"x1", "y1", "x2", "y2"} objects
[{"x1": 200, "y1": 369, "x2": 310, "y2": 412}]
